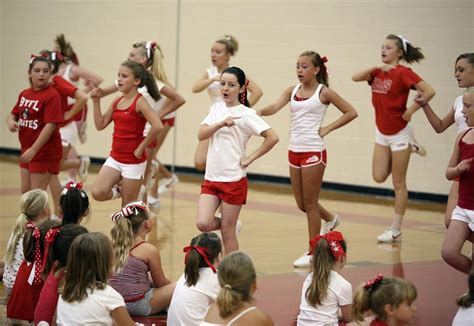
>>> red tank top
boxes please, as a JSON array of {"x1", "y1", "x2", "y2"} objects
[
  {"x1": 34, "y1": 268, "x2": 65, "y2": 324},
  {"x1": 110, "y1": 93, "x2": 147, "y2": 164},
  {"x1": 458, "y1": 128, "x2": 474, "y2": 210}
]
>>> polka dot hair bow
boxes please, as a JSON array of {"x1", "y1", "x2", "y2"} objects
[
  {"x1": 364, "y1": 274, "x2": 384, "y2": 292},
  {"x1": 111, "y1": 201, "x2": 148, "y2": 222},
  {"x1": 183, "y1": 245, "x2": 217, "y2": 273},
  {"x1": 309, "y1": 231, "x2": 345, "y2": 259},
  {"x1": 40, "y1": 227, "x2": 61, "y2": 274},
  {"x1": 26, "y1": 222, "x2": 42, "y2": 284}
]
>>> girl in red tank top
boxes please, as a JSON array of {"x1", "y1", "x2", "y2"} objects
[
  {"x1": 352, "y1": 34, "x2": 436, "y2": 243},
  {"x1": 91, "y1": 61, "x2": 163, "y2": 207},
  {"x1": 442, "y1": 89, "x2": 474, "y2": 275}
]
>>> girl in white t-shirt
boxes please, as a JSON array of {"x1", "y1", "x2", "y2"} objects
[
  {"x1": 56, "y1": 232, "x2": 135, "y2": 325},
  {"x1": 168, "y1": 232, "x2": 222, "y2": 325},
  {"x1": 196, "y1": 66, "x2": 279, "y2": 254},
  {"x1": 192, "y1": 35, "x2": 263, "y2": 171},
  {"x1": 259, "y1": 51, "x2": 358, "y2": 267},
  {"x1": 297, "y1": 231, "x2": 352, "y2": 326}
]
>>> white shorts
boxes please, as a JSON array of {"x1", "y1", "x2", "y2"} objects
[
  {"x1": 104, "y1": 156, "x2": 146, "y2": 180},
  {"x1": 451, "y1": 205, "x2": 474, "y2": 231},
  {"x1": 375, "y1": 125, "x2": 414, "y2": 151},
  {"x1": 60, "y1": 121, "x2": 78, "y2": 147}
]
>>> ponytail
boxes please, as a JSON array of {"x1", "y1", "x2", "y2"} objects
[
  {"x1": 60, "y1": 182, "x2": 90, "y2": 225},
  {"x1": 3, "y1": 213, "x2": 29, "y2": 264},
  {"x1": 216, "y1": 252, "x2": 256, "y2": 318},
  {"x1": 184, "y1": 232, "x2": 221, "y2": 287},
  {"x1": 150, "y1": 44, "x2": 171, "y2": 86},
  {"x1": 300, "y1": 51, "x2": 329, "y2": 87},
  {"x1": 386, "y1": 34, "x2": 424, "y2": 64},
  {"x1": 54, "y1": 34, "x2": 79, "y2": 65},
  {"x1": 121, "y1": 60, "x2": 160, "y2": 102},
  {"x1": 110, "y1": 202, "x2": 149, "y2": 272}
]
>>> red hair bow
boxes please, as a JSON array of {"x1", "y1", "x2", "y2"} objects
[
  {"x1": 41, "y1": 227, "x2": 61, "y2": 273},
  {"x1": 26, "y1": 222, "x2": 43, "y2": 284},
  {"x1": 364, "y1": 274, "x2": 384, "y2": 292},
  {"x1": 61, "y1": 181, "x2": 84, "y2": 196},
  {"x1": 309, "y1": 231, "x2": 345, "y2": 259},
  {"x1": 29, "y1": 54, "x2": 39, "y2": 64},
  {"x1": 321, "y1": 56, "x2": 328, "y2": 63},
  {"x1": 183, "y1": 245, "x2": 217, "y2": 273}
]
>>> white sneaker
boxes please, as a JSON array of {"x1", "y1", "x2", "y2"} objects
[
  {"x1": 78, "y1": 156, "x2": 90, "y2": 182},
  {"x1": 148, "y1": 195, "x2": 160, "y2": 208},
  {"x1": 158, "y1": 174, "x2": 179, "y2": 194},
  {"x1": 293, "y1": 252, "x2": 313, "y2": 267},
  {"x1": 411, "y1": 140, "x2": 426, "y2": 157},
  {"x1": 320, "y1": 214, "x2": 340, "y2": 235},
  {"x1": 377, "y1": 227, "x2": 402, "y2": 242}
]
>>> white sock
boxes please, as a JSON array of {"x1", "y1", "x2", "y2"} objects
[{"x1": 391, "y1": 214, "x2": 403, "y2": 231}]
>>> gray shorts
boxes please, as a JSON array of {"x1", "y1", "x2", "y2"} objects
[{"x1": 126, "y1": 288, "x2": 154, "y2": 316}]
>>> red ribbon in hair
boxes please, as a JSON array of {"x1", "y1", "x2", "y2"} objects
[
  {"x1": 29, "y1": 54, "x2": 39, "y2": 64},
  {"x1": 183, "y1": 245, "x2": 217, "y2": 273},
  {"x1": 40, "y1": 227, "x2": 61, "y2": 273},
  {"x1": 240, "y1": 79, "x2": 249, "y2": 105},
  {"x1": 309, "y1": 231, "x2": 345, "y2": 259},
  {"x1": 321, "y1": 56, "x2": 328, "y2": 63},
  {"x1": 111, "y1": 201, "x2": 148, "y2": 222},
  {"x1": 26, "y1": 222, "x2": 43, "y2": 284},
  {"x1": 61, "y1": 181, "x2": 83, "y2": 196},
  {"x1": 364, "y1": 274, "x2": 384, "y2": 292}
]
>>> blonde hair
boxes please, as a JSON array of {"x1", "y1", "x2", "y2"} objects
[
  {"x1": 3, "y1": 189, "x2": 48, "y2": 264},
  {"x1": 352, "y1": 276, "x2": 417, "y2": 322},
  {"x1": 132, "y1": 41, "x2": 171, "y2": 86},
  {"x1": 216, "y1": 252, "x2": 256, "y2": 318},
  {"x1": 62, "y1": 232, "x2": 113, "y2": 303},
  {"x1": 306, "y1": 239, "x2": 346, "y2": 306},
  {"x1": 111, "y1": 202, "x2": 149, "y2": 272},
  {"x1": 216, "y1": 34, "x2": 239, "y2": 56}
]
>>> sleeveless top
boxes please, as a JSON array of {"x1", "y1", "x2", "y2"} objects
[
  {"x1": 34, "y1": 268, "x2": 65, "y2": 324},
  {"x1": 206, "y1": 66, "x2": 223, "y2": 104},
  {"x1": 289, "y1": 83, "x2": 328, "y2": 152},
  {"x1": 453, "y1": 95, "x2": 469, "y2": 134},
  {"x1": 110, "y1": 93, "x2": 147, "y2": 164},
  {"x1": 109, "y1": 241, "x2": 150, "y2": 302},
  {"x1": 62, "y1": 64, "x2": 78, "y2": 106},
  {"x1": 200, "y1": 306, "x2": 257, "y2": 326},
  {"x1": 458, "y1": 128, "x2": 474, "y2": 210}
]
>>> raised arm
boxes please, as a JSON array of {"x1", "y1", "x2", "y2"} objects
[
  {"x1": 240, "y1": 128, "x2": 279, "y2": 168},
  {"x1": 420, "y1": 103, "x2": 455, "y2": 133},
  {"x1": 446, "y1": 132, "x2": 472, "y2": 180},
  {"x1": 198, "y1": 116, "x2": 240, "y2": 141},
  {"x1": 319, "y1": 87, "x2": 358, "y2": 137},
  {"x1": 64, "y1": 89, "x2": 88, "y2": 121},
  {"x1": 157, "y1": 85, "x2": 186, "y2": 119},
  {"x1": 258, "y1": 86, "x2": 293, "y2": 116},
  {"x1": 403, "y1": 80, "x2": 436, "y2": 121},
  {"x1": 192, "y1": 71, "x2": 219, "y2": 93},
  {"x1": 92, "y1": 97, "x2": 114, "y2": 131},
  {"x1": 71, "y1": 65, "x2": 103, "y2": 93},
  {"x1": 246, "y1": 76, "x2": 263, "y2": 107},
  {"x1": 352, "y1": 66, "x2": 378, "y2": 82}
]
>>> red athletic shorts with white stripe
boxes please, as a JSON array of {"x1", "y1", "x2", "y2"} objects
[
  {"x1": 288, "y1": 150, "x2": 327, "y2": 168},
  {"x1": 201, "y1": 177, "x2": 248, "y2": 205}
]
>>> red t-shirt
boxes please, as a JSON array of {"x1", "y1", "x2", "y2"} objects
[
  {"x1": 51, "y1": 75, "x2": 77, "y2": 127},
  {"x1": 10, "y1": 85, "x2": 64, "y2": 162},
  {"x1": 110, "y1": 93, "x2": 147, "y2": 164},
  {"x1": 369, "y1": 65, "x2": 422, "y2": 135},
  {"x1": 458, "y1": 128, "x2": 474, "y2": 210}
]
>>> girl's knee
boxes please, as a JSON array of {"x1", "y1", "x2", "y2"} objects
[
  {"x1": 196, "y1": 220, "x2": 212, "y2": 232},
  {"x1": 91, "y1": 186, "x2": 108, "y2": 201},
  {"x1": 392, "y1": 178, "x2": 406, "y2": 190},
  {"x1": 441, "y1": 246, "x2": 458, "y2": 265},
  {"x1": 373, "y1": 173, "x2": 388, "y2": 183}
]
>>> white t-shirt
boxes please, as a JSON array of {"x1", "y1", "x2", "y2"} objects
[
  {"x1": 56, "y1": 284, "x2": 125, "y2": 325},
  {"x1": 139, "y1": 81, "x2": 170, "y2": 136},
  {"x1": 201, "y1": 102, "x2": 270, "y2": 182},
  {"x1": 454, "y1": 95, "x2": 469, "y2": 134},
  {"x1": 206, "y1": 66, "x2": 223, "y2": 104},
  {"x1": 3, "y1": 233, "x2": 24, "y2": 290},
  {"x1": 167, "y1": 268, "x2": 220, "y2": 326},
  {"x1": 452, "y1": 305, "x2": 474, "y2": 325},
  {"x1": 289, "y1": 83, "x2": 328, "y2": 152},
  {"x1": 297, "y1": 271, "x2": 352, "y2": 326}
]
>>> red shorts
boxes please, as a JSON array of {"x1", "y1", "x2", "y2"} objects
[
  {"x1": 20, "y1": 159, "x2": 60, "y2": 174},
  {"x1": 201, "y1": 177, "x2": 248, "y2": 205},
  {"x1": 161, "y1": 117, "x2": 175, "y2": 127},
  {"x1": 288, "y1": 150, "x2": 327, "y2": 168}
]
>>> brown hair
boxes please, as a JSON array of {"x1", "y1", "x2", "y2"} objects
[
  {"x1": 299, "y1": 51, "x2": 329, "y2": 87},
  {"x1": 457, "y1": 270, "x2": 474, "y2": 308},
  {"x1": 184, "y1": 232, "x2": 221, "y2": 287},
  {"x1": 54, "y1": 34, "x2": 79, "y2": 65},
  {"x1": 352, "y1": 276, "x2": 417, "y2": 322},
  {"x1": 62, "y1": 232, "x2": 113, "y2": 303},
  {"x1": 216, "y1": 252, "x2": 256, "y2": 318},
  {"x1": 121, "y1": 60, "x2": 160, "y2": 101},
  {"x1": 386, "y1": 34, "x2": 424, "y2": 64}
]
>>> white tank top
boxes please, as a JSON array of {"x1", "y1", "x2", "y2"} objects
[
  {"x1": 453, "y1": 95, "x2": 469, "y2": 134},
  {"x1": 62, "y1": 64, "x2": 78, "y2": 106},
  {"x1": 289, "y1": 83, "x2": 328, "y2": 152},
  {"x1": 140, "y1": 80, "x2": 167, "y2": 136},
  {"x1": 200, "y1": 306, "x2": 257, "y2": 326},
  {"x1": 206, "y1": 66, "x2": 223, "y2": 104}
]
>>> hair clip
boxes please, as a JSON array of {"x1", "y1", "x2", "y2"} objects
[{"x1": 364, "y1": 274, "x2": 384, "y2": 292}]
